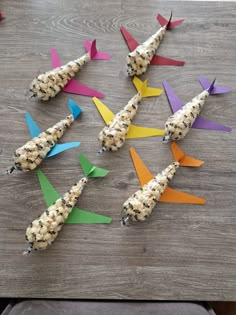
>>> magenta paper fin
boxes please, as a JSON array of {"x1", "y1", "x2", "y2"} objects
[
  {"x1": 84, "y1": 40, "x2": 112, "y2": 60},
  {"x1": 157, "y1": 13, "x2": 184, "y2": 29},
  {"x1": 120, "y1": 27, "x2": 139, "y2": 51},
  {"x1": 192, "y1": 116, "x2": 232, "y2": 132},
  {"x1": 162, "y1": 80, "x2": 184, "y2": 113},
  {"x1": 198, "y1": 75, "x2": 232, "y2": 95},
  {"x1": 62, "y1": 79, "x2": 105, "y2": 98},
  {"x1": 150, "y1": 55, "x2": 185, "y2": 66},
  {"x1": 51, "y1": 48, "x2": 105, "y2": 98}
]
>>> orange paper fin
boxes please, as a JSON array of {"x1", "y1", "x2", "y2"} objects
[
  {"x1": 159, "y1": 187, "x2": 206, "y2": 204},
  {"x1": 129, "y1": 147, "x2": 154, "y2": 186},
  {"x1": 171, "y1": 142, "x2": 204, "y2": 167}
]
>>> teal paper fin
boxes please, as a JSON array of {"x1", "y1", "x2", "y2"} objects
[
  {"x1": 25, "y1": 113, "x2": 42, "y2": 138},
  {"x1": 37, "y1": 169, "x2": 60, "y2": 208},
  {"x1": 65, "y1": 207, "x2": 112, "y2": 224},
  {"x1": 46, "y1": 142, "x2": 80, "y2": 158},
  {"x1": 78, "y1": 153, "x2": 109, "y2": 178},
  {"x1": 68, "y1": 99, "x2": 82, "y2": 120}
]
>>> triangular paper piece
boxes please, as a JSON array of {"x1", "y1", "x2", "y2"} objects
[
  {"x1": 46, "y1": 142, "x2": 81, "y2": 158},
  {"x1": 120, "y1": 26, "x2": 139, "y2": 51},
  {"x1": 129, "y1": 147, "x2": 154, "y2": 186},
  {"x1": 84, "y1": 40, "x2": 112, "y2": 60},
  {"x1": 25, "y1": 113, "x2": 42, "y2": 138},
  {"x1": 63, "y1": 78, "x2": 105, "y2": 98},
  {"x1": 171, "y1": 142, "x2": 204, "y2": 167},
  {"x1": 127, "y1": 125, "x2": 165, "y2": 139},
  {"x1": 93, "y1": 97, "x2": 115, "y2": 125},
  {"x1": 159, "y1": 186, "x2": 206, "y2": 204},
  {"x1": 162, "y1": 80, "x2": 184, "y2": 113},
  {"x1": 65, "y1": 207, "x2": 112, "y2": 224},
  {"x1": 78, "y1": 154, "x2": 109, "y2": 178},
  {"x1": 150, "y1": 55, "x2": 185, "y2": 66},
  {"x1": 192, "y1": 116, "x2": 232, "y2": 132}
]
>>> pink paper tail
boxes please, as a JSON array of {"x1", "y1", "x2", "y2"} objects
[
  {"x1": 157, "y1": 13, "x2": 184, "y2": 30},
  {"x1": 84, "y1": 39, "x2": 112, "y2": 60}
]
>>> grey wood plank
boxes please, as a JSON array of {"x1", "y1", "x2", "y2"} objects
[{"x1": 0, "y1": 0, "x2": 236, "y2": 300}]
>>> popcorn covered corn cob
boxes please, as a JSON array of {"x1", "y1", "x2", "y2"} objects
[
  {"x1": 30, "y1": 54, "x2": 90, "y2": 101},
  {"x1": 24, "y1": 177, "x2": 88, "y2": 254},
  {"x1": 98, "y1": 93, "x2": 142, "y2": 152},
  {"x1": 127, "y1": 27, "x2": 166, "y2": 76},
  {"x1": 11, "y1": 114, "x2": 74, "y2": 173},
  {"x1": 122, "y1": 162, "x2": 179, "y2": 224},
  {"x1": 163, "y1": 90, "x2": 209, "y2": 143}
]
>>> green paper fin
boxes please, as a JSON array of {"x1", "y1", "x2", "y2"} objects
[
  {"x1": 37, "y1": 169, "x2": 61, "y2": 208},
  {"x1": 78, "y1": 153, "x2": 109, "y2": 178},
  {"x1": 65, "y1": 206, "x2": 112, "y2": 224}
]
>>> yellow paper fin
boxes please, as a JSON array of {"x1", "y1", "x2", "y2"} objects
[
  {"x1": 93, "y1": 97, "x2": 115, "y2": 125},
  {"x1": 129, "y1": 147, "x2": 154, "y2": 186},
  {"x1": 159, "y1": 187, "x2": 206, "y2": 204},
  {"x1": 127, "y1": 124, "x2": 165, "y2": 139},
  {"x1": 133, "y1": 76, "x2": 163, "y2": 97}
]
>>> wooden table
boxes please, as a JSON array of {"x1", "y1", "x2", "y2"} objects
[{"x1": 0, "y1": 0, "x2": 235, "y2": 300}]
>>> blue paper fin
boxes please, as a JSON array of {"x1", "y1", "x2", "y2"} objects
[
  {"x1": 68, "y1": 99, "x2": 82, "y2": 120},
  {"x1": 37, "y1": 169, "x2": 61, "y2": 208},
  {"x1": 46, "y1": 142, "x2": 81, "y2": 158},
  {"x1": 25, "y1": 113, "x2": 42, "y2": 138}
]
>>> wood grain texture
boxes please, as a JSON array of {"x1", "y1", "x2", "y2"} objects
[{"x1": 0, "y1": 0, "x2": 236, "y2": 300}]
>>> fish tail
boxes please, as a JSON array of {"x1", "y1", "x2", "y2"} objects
[
  {"x1": 198, "y1": 75, "x2": 232, "y2": 95},
  {"x1": 132, "y1": 76, "x2": 163, "y2": 98},
  {"x1": 157, "y1": 12, "x2": 184, "y2": 30},
  {"x1": 78, "y1": 153, "x2": 109, "y2": 178},
  {"x1": 68, "y1": 99, "x2": 82, "y2": 119},
  {"x1": 171, "y1": 142, "x2": 204, "y2": 167}
]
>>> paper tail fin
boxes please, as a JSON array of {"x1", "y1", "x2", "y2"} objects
[
  {"x1": 198, "y1": 75, "x2": 232, "y2": 95},
  {"x1": 133, "y1": 76, "x2": 163, "y2": 98},
  {"x1": 171, "y1": 142, "x2": 204, "y2": 167},
  {"x1": 84, "y1": 39, "x2": 112, "y2": 60},
  {"x1": 68, "y1": 99, "x2": 82, "y2": 119},
  {"x1": 157, "y1": 12, "x2": 184, "y2": 30},
  {"x1": 78, "y1": 154, "x2": 109, "y2": 178}
]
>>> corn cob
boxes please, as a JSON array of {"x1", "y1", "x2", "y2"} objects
[
  {"x1": 98, "y1": 93, "x2": 142, "y2": 152},
  {"x1": 24, "y1": 178, "x2": 88, "y2": 254},
  {"x1": 11, "y1": 114, "x2": 74, "y2": 173},
  {"x1": 163, "y1": 90, "x2": 209, "y2": 143},
  {"x1": 30, "y1": 54, "x2": 90, "y2": 101},
  {"x1": 127, "y1": 26, "x2": 166, "y2": 76},
  {"x1": 122, "y1": 162, "x2": 179, "y2": 224}
]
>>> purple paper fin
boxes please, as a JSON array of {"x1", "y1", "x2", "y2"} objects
[
  {"x1": 198, "y1": 75, "x2": 232, "y2": 95},
  {"x1": 51, "y1": 48, "x2": 62, "y2": 68},
  {"x1": 63, "y1": 79, "x2": 105, "y2": 98},
  {"x1": 192, "y1": 116, "x2": 232, "y2": 132},
  {"x1": 84, "y1": 40, "x2": 112, "y2": 60},
  {"x1": 162, "y1": 80, "x2": 184, "y2": 113}
]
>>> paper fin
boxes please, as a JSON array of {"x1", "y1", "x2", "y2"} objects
[
  {"x1": 157, "y1": 13, "x2": 184, "y2": 29},
  {"x1": 120, "y1": 26, "x2": 139, "y2": 51},
  {"x1": 171, "y1": 142, "x2": 204, "y2": 167},
  {"x1": 133, "y1": 76, "x2": 163, "y2": 97},
  {"x1": 84, "y1": 39, "x2": 112, "y2": 60},
  {"x1": 65, "y1": 207, "x2": 112, "y2": 224},
  {"x1": 25, "y1": 113, "x2": 42, "y2": 138},
  {"x1": 129, "y1": 147, "x2": 154, "y2": 186},
  {"x1": 68, "y1": 99, "x2": 82, "y2": 119},
  {"x1": 150, "y1": 54, "x2": 185, "y2": 66},
  {"x1": 198, "y1": 75, "x2": 232, "y2": 95},
  {"x1": 63, "y1": 79, "x2": 105, "y2": 98},
  {"x1": 127, "y1": 125, "x2": 165, "y2": 139},
  {"x1": 192, "y1": 116, "x2": 232, "y2": 132},
  {"x1": 162, "y1": 80, "x2": 184, "y2": 113},
  {"x1": 46, "y1": 142, "x2": 81, "y2": 158},
  {"x1": 93, "y1": 97, "x2": 115, "y2": 125},
  {"x1": 78, "y1": 154, "x2": 109, "y2": 178},
  {"x1": 37, "y1": 169, "x2": 61, "y2": 208},
  {"x1": 159, "y1": 186, "x2": 206, "y2": 204}
]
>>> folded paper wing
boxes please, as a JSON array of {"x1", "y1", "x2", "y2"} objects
[
  {"x1": 51, "y1": 48, "x2": 105, "y2": 98},
  {"x1": 25, "y1": 113, "x2": 80, "y2": 158},
  {"x1": 37, "y1": 170, "x2": 112, "y2": 224},
  {"x1": 93, "y1": 97, "x2": 164, "y2": 138},
  {"x1": 120, "y1": 27, "x2": 184, "y2": 66},
  {"x1": 129, "y1": 147, "x2": 205, "y2": 204},
  {"x1": 163, "y1": 80, "x2": 231, "y2": 132}
]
